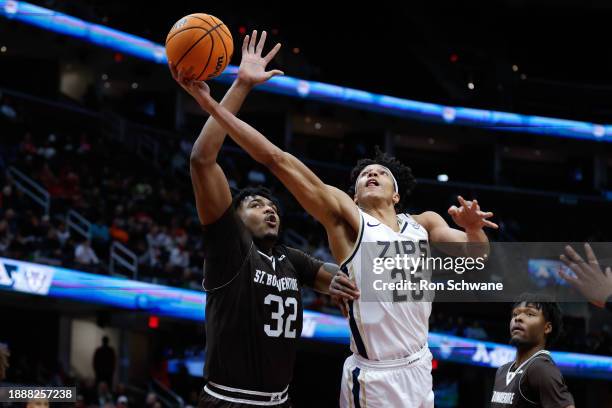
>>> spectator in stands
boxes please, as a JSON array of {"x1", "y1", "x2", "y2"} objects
[
  {"x1": 0, "y1": 343, "x2": 9, "y2": 382},
  {"x1": 116, "y1": 395, "x2": 128, "y2": 408},
  {"x1": 74, "y1": 239, "x2": 99, "y2": 266},
  {"x1": 168, "y1": 243, "x2": 189, "y2": 268},
  {"x1": 91, "y1": 218, "x2": 111, "y2": 244},
  {"x1": 312, "y1": 242, "x2": 334, "y2": 263},
  {"x1": 0, "y1": 216, "x2": 13, "y2": 253},
  {"x1": 77, "y1": 133, "x2": 92, "y2": 155},
  {"x1": 145, "y1": 392, "x2": 158, "y2": 408},
  {"x1": 96, "y1": 381, "x2": 114, "y2": 407},
  {"x1": 19, "y1": 133, "x2": 37, "y2": 156},
  {"x1": 25, "y1": 399, "x2": 49, "y2": 408},
  {"x1": 0, "y1": 95, "x2": 17, "y2": 121},
  {"x1": 75, "y1": 394, "x2": 85, "y2": 408},
  {"x1": 464, "y1": 321, "x2": 488, "y2": 340},
  {"x1": 56, "y1": 221, "x2": 70, "y2": 247},
  {"x1": 93, "y1": 336, "x2": 116, "y2": 387},
  {"x1": 110, "y1": 218, "x2": 129, "y2": 244}
]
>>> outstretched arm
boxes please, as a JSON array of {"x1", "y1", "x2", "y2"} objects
[
  {"x1": 415, "y1": 196, "x2": 497, "y2": 257},
  {"x1": 176, "y1": 80, "x2": 360, "y2": 236},
  {"x1": 170, "y1": 30, "x2": 283, "y2": 225}
]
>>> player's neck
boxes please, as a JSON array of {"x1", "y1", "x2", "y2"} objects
[
  {"x1": 253, "y1": 237, "x2": 275, "y2": 255},
  {"x1": 363, "y1": 205, "x2": 399, "y2": 232},
  {"x1": 514, "y1": 343, "x2": 545, "y2": 368}
]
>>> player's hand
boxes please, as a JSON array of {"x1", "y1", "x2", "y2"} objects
[
  {"x1": 168, "y1": 63, "x2": 212, "y2": 106},
  {"x1": 559, "y1": 243, "x2": 612, "y2": 308},
  {"x1": 237, "y1": 30, "x2": 284, "y2": 86},
  {"x1": 329, "y1": 271, "x2": 359, "y2": 318},
  {"x1": 448, "y1": 196, "x2": 498, "y2": 232}
]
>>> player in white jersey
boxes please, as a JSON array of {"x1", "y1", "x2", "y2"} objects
[{"x1": 172, "y1": 68, "x2": 498, "y2": 407}]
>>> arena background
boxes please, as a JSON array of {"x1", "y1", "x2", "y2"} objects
[{"x1": 0, "y1": 1, "x2": 611, "y2": 407}]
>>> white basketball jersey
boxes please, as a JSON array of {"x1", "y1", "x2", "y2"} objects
[{"x1": 342, "y1": 209, "x2": 432, "y2": 361}]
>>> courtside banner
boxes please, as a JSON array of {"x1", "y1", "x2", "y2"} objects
[
  {"x1": 0, "y1": 257, "x2": 610, "y2": 379},
  {"x1": 0, "y1": 257, "x2": 349, "y2": 341}
]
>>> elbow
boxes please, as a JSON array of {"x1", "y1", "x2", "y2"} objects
[
  {"x1": 190, "y1": 147, "x2": 216, "y2": 168},
  {"x1": 260, "y1": 149, "x2": 287, "y2": 170}
]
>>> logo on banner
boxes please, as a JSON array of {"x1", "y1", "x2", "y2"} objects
[
  {"x1": 472, "y1": 343, "x2": 515, "y2": 367},
  {"x1": 0, "y1": 259, "x2": 54, "y2": 295},
  {"x1": 301, "y1": 316, "x2": 318, "y2": 338}
]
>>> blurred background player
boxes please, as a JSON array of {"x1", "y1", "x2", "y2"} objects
[
  {"x1": 173, "y1": 47, "x2": 498, "y2": 406},
  {"x1": 490, "y1": 294, "x2": 575, "y2": 408},
  {"x1": 170, "y1": 30, "x2": 352, "y2": 407}
]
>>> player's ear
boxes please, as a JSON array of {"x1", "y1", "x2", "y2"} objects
[
  {"x1": 544, "y1": 321, "x2": 552, "y2": 336},
  {"x1": 392, "y1": 192, "x2": 400, "y2": 205}
]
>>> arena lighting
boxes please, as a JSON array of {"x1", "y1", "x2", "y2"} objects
[
  {"x1": 2, "y1": 1, "x2": 612, "y2": 142},
  {"x1": 1, "y1": 257, "x2": 611, "y2": 380}
]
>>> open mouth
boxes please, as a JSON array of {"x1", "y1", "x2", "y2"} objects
[
  {"x1": 366, "y1": 179, "x2": 379, "y2": 187},
  {"x1": 265, "y1": 215, "x2": 277, "y2": 227}
]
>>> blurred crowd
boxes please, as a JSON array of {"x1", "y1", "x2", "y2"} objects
[{"x1": 1, "y1": 92, "x2": 611, "y2": 354}]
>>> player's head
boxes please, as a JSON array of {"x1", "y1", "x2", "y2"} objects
[
  {"x1": 26, "y1": 400, "x2": 49, "y2": 408},
  {"x1": 349, "y1": 147, "x2": 416, "y2": 213},
  {"x1": 510, "y1": 293, "x2": 563, "y2": 349},
  {"x1": 233, "y1": 186, "x2": 281, "y2": 243}
]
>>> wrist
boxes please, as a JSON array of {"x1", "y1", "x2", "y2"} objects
[
  {"x1": 235, "y1": 76, "x2": 255, "y2": 90},
  {"x1": 197, "y1": 93, "x2": 215, "y2": 111},
  {"x1": 464, "y1": 226, "x2": 484, "y2": 235}
]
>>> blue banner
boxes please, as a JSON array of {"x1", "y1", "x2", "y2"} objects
[
  {"x1": 0, "y1": 257, "x2": 610, "y2": 380},
  {"x1": 1, "y1": 0, "x2": 611, "y2": 142}
]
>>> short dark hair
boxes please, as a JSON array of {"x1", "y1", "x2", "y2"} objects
[
  {"x1": 232, "y1": 186, "x2": 281, "y2": 214},
  {"x1": 348, "y1": 146, "x2": 416, "y2": 213},
  {"x1": 512, "y1": 293, "x2": 563, "y2": 347}
]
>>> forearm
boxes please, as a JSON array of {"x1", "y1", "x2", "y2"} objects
[
  {"x1": 465, "y1": 227, "x2": 489, "y2": 244},
  {"x1": 190, "y1": 79, "x2": 253, "y2": 163},
  {"x1": 313, "y1": 263, "x2": 339, "y2": 294},
  {"x1": 201, "y1": 94, "x2": 284, "y2": 165},
  {"x1": 464, "y1": 228, "x2": 490, "y2": 258}
]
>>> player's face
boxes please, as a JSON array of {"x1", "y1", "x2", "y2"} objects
[
  {"x1": 354, "y1": 164, "x2": 399, "y2": 209},
  {"x1": 238, "y1": 195, "x2": 280, "y2": 240},
  {"x1": 509, "y1": 302, "x2": 551, "y2": 348}
]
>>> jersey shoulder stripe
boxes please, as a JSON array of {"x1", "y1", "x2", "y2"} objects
[{"x1": 340, "y1": 213, "x2": 364, "y2": 273}]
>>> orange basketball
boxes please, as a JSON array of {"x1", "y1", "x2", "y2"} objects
[{"x1": 165, "y1": 13, "x2": 233, "y2": 80}]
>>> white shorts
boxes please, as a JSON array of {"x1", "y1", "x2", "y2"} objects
[{"x1": 340, "y1": 346, "x2": 434, "y2": 408}]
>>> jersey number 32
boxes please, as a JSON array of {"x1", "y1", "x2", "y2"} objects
[{"x1": 264, "y1": 294, "x2": 297, "y2": 338}]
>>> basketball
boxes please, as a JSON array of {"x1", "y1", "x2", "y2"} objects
[{"x1": 165, "y1": 13, "x2": 233, "y2": 80}]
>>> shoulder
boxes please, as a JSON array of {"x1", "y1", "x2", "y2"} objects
[
  {"x1": 496, "y1": 361, "x2": 512, "y2": 377},
  {"x1": 525, "y1": 354, "x2": 560, "y2": 376},
  {"x1": 280, "y1": 245, "x2": 316, "y2": 262}
]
